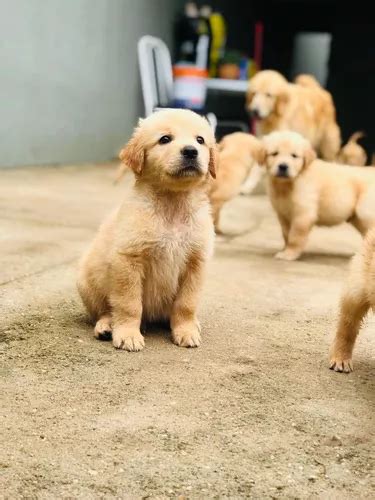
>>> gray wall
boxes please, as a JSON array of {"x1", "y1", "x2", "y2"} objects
[
  {"x1": 291, "y1": 32, "x2": 332, "y2": 86},
  {"x1": 0, "y1": 0, "x2": 179, "y2": 167}
]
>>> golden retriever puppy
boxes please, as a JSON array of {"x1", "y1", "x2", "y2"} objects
[
  {"x1": 77, "y1": 109, "x2": 217, "y2": 351},
  {"x1": 263, "y1": 130, "x2": 375, "y2": 261},
  {"x1": 246, "y1": 70, "x2": 341, "y2": 161},
  {"x1": 330, "y1": 228, "x2": 375, "y2": 372},
  {"x1": 208, "y1": 132, "x2": 265, "y2": 232},
  {"x1": 337, "y1": 131, "x2": 367, "y2": 166}
]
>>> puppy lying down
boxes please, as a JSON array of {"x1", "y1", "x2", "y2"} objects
[
  {"x1": 330, "y1": 227, "x2": 375, "y2": 372},
  {"x1": 77, "y1": 109, "x2": 217, "y2": 351},
  {"x1": 263, "y1": 131, "x2": 375, "y2": 261}
]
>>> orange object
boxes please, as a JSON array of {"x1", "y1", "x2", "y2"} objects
[
  {"x1": 218, "y1": 63, "x2": 240, "y2": 80},
  {"x1": 173, "y1": 65, "x2": 209, "y2": 110},
  {"x1": 173, "y1": 66, "x2": 208, "y2": 78}
]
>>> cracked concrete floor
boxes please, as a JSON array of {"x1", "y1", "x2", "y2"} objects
[{"x1": 0, "y1": 163, "x2": 374, "y2": 499}]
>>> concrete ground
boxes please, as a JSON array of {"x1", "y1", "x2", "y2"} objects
[{"x1": 1, "y1": 163, "x2": 374, "y2": 499}]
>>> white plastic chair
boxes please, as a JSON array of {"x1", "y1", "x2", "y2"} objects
[
  {"x1": 137, "y1": 35, "x2": 174, "y2": 117},
  {"x1": 137, "y1": 35, "x2": 217, "y2": 131},
  {"x1": 137, "y1": 35, "x2": 247, "y2": 134}
]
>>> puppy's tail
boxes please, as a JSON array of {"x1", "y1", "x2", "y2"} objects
[
  {"x1": 294, "y1": 74, "x2": 321, "y2": 88},
  {"x1": 347, "y1": 131, "x2": 365, "y2": 144}
]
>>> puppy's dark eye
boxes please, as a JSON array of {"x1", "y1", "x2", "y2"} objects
[
  {"x1": 159, "y1": 135, "x2": 172, "y2": 145},
  {"x1": 196, "y1": 136, "x2": 205, "y2": 145},
  {"x1": 291, "y1": 153, "x2": 299, "y2": 159},
  {"x1": 270, "y1": 151, "x2": 278, "y2": 156},
  {"x1": 266, "y1": 93, "x2": 272, "y2": 98}
]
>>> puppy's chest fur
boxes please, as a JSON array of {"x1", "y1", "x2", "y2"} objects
[
  {"x1": 269, "y1": 178, "x2": 317, "y2": 221},
  {"x1": 269, "y1": 181, "x2": 295, "y2": 218},
  {"x1": 141, "y1": 203, "x2": 212, "y2": 320}
]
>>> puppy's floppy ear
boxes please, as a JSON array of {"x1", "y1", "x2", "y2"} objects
[
  {"x1": 208, "y1": 144, "x2": 218, "y2": 179},
  {"x1": 275, "y1": 91, "x2": 289, "y2": 116},
  {"x1": 119, "y1": 128, "x2": 145, "y2": 175},
  {"x1": 303, "y1": 146, "x2": 317, "y2": 168}
]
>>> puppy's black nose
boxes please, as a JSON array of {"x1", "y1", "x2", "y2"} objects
[
  {"x1": 182, "y1": 146, "x2": 198, "y2": 159},
  {"x1": 250, "y1": 108, "x2": 260, "y2": 119},
  {"x1": 277, "y1": 163, "x2": 289, "y2": 175}
]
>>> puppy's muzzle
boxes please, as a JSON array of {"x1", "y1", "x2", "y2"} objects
[
  {"x1": 173, "y1": 145, "x2": 202, "y2": 177},
  {"x1": 249, "y1": 108, "x2": 261, "y2": 120},
  {"x1": 276, "y1": 163, "x2": 289, "y2": 178}
]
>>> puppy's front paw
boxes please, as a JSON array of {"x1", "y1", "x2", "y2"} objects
[
  {"x1": 275, "y1": 249, "x2": 301, "y2": 261},
  {"x1": 172, "y1": 326, "x2": 201, "y2": 348},
  {"x1": 112, "y1": 327, "x2": 145, "y2": 352},
  {"x1": 329, "y1": 354, "x2": 353, "y2": 373}
]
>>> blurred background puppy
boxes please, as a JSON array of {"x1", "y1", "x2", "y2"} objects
[
  {"x1": 247, "y1": 70, "x2": 341, "y2": 161},
  {"x1": 337, "y1": 131, "x2": 367, "y2": 166},
  {"x1": 263, "y1": 130, "x2": 375, "y2": 261},
  {"x1": 208, "y1": 132, "x2": 264, "y2": 233}
]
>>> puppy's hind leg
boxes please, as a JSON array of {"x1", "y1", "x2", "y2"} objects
[
  {"x1": 94, "y1": 313, "x2": 112, "y2": 341},
  {"x1": 77, "y1": 272, "x2": 111, "y2": 339}
]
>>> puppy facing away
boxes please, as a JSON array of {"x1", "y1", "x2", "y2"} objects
[
  {"x1": 246, "y1": 70, "x2": 341, "y2": 161},
  {"x1": 330, "y1": 228, "x2": 375, "y2": 372},
  {"x1": 337, "y1": 131, "x2": 367, "y2": 166},
  {"x1": 263, "y1": 131, "x2": 375, "y2": 261},
  {"x1": 77, "y1": 109, "x2": 217, "y2": 351},
  {"x1": 208, "y1": 132, "x2": 265, "y2": 232}
]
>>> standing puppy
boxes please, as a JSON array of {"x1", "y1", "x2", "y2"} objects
[
  {"x1": 208, "y1": 132, "x2": 265, "y2": 232},
  {"x1": 77, "y1": 109, "x2": 217, "y2": 351},
  {"x1": 263, "y1": 131, "x2": 375, "y2": 261},
  {"x1": 246, "y1": 70, "x2": 341, "y2": 160},
  {"x1": 330, "y1": 228, "x2": 375, "y2": 372}
]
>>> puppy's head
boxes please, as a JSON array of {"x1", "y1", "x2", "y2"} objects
[
  {"x1": 263, "y1": 131, "x2": 316, "y2": 181},
  {"x1": 119, "y1": 109, "x2": 217, "y2": 190},
  {"x1": 246, "y1": 70, "x2": 289, "y2": 120}
]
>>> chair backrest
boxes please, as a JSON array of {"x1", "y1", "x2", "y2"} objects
[
  {"x1": 195, "y1": 35, "x2": 209, "y2": 69},
  {"x1": 137, "y1": 36, "x2": 174, "y2": 116}
]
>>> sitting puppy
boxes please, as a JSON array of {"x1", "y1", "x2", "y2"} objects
[
  {"x1": 77, "y1": 109, "x2": 217, "y2": 351},
  {"x1": 208, "y1": 132, "x2": 265, "y2": 232},
  {"x1": 247, "y1": 70, "x2": 341, "y2": 161},
  {"x1": 337, "y1": 131, "x2": 367, "y2": 166},
  {"x1": 330, "y1": 227, "x2": 375, "y2": 372},
  {"x1": 263, "y1": 130, "x2": 375, "y2": 261}
]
